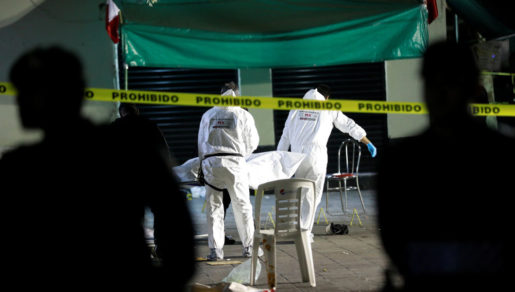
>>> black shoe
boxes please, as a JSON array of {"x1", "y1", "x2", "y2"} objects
[
  {"x1": 224, "y1": 235, "x2": 236, "y2": 245},
  {"x1": 207, "y1": 248, "x2": 223, "y2": 261}
]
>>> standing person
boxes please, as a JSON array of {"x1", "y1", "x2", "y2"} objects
[
  {"x1": 198, "y1": 81, "x2": 259, "y2": 260},
  {"x1": 111, "y1": 103, "x2": 174, "y2": 168},
  {"x1": 277, "y1": 85, "x2": 377, "y2": 239},
  {"x1": 0, "y1": 46, "x2": 195, "y2": 290},
  {"x1": 377, "y1": 41, "x2": 515, "y2": 291},
  {"x1": 110, "y1": 103, "x2": 182, "y2": 259}
]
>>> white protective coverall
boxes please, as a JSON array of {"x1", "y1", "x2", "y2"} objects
[
  {"x1": 198, "y1": 89, "x2": 259, "y2": 256},
  {"x1": 277, "y1": 88, "x2": 366, "y2": 231}
]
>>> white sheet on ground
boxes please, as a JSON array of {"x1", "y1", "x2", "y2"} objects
[{"x1": 173, "y1": 151, "x2": 305, "y2": 189}]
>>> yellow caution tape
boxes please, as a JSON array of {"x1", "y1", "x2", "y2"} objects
[
  {"x1": 1, "y1": 81, "x2": 514, "y2": 116},
  {"x1": 482, "y1": 71, "x2": 515, "y2": 77}
]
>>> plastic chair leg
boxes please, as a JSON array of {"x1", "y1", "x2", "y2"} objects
[
  {"x1": 250, "y1": 236, "x2": 261, "y2": 286},
  {"x1": 295, "y1": 231, "x2": 316, "y2": 287},
  {"x1": 295, "y1": 236, "x2": 308, "y2": 282},
  {"x1": 305, "y1": 238, "x2": 316, "y2": 287},
  {"x1": 297, "y1": 231, "x2": 316, "y2": 287},
  {"x1": 262, "y1": 234, "x2": 276, "y2": 289}
]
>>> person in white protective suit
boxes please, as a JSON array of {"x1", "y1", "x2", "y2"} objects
[
  {"x1": 277, "y1": 85, "x2": 377, "y2": 240},
  {"x1": 198, "y1": 82, "x2": 259, "y2": 261}
]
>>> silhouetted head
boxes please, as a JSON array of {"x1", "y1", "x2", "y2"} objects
[
  {"x1": 421, "y1": 41, "x2": 479, "y2": 125},
  {"x1": 9, "y1": 46, "x2": 85, "y2": 130},
  {"x1": 316, "y1": 84, "x2": 331, "y2": 100},
  {"x1": 119, "y1": 103, "x2": 140, "y2": 117}
]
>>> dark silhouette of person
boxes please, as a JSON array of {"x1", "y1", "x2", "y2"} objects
[
  {"x1": 377, "y1": 41, "x2": 515, "y2": 291},
  {"x1": 111, "y1": 103, "x2": 174, "y2": 168},
  {"x1": 0, "y1": 46, "x2": 195, "y2": 290}
]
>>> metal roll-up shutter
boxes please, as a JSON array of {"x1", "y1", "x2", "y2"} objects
[
  {"x1": 120, "y1": 67, "x2": 238, "y2": 165},
  {"x1": 272, "y1": 63, "x2": 387, "y2": 173}
]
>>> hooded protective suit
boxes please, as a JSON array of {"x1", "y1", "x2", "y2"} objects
[
  {"x1": 277, "y1": 89, "x2": 366, "y2": 231},
  {"x1": 198, "y1": 89, "x2": 259, "y2": 258}
]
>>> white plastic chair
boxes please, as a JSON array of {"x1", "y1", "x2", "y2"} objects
[
  {"x1": 325, "y1": 138, "x2": 367, "y2": 215},
  {"x1": 250, "y1": 178, "x2": 317, "y2": 289}
]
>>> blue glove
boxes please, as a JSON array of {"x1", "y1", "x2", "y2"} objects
[{"x1": 367, "y1": 142, "x2": 377, "y2": 158}]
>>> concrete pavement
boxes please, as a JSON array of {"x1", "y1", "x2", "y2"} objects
[{"x1": 186, "y1": 187, "x2": 390, "y2": 291}]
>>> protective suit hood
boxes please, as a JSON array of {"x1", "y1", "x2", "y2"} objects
[
  {"x1": 303, "y1": 89, "x2": 325, "y2": 101},
  {"x1": 221, "y1": 89, "x2": 240, "y2": 97}
]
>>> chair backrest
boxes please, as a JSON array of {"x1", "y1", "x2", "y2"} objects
[
  {"x1": 255, "y1": 178, "x2": 316, "y2": 240},
  {"x1": 337, "y1": 139, "x2": 361, "y2": 174}
]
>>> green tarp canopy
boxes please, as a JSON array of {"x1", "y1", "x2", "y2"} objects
[{"x1": 114, "y1": 0, "x2": 428, "y2": 69}]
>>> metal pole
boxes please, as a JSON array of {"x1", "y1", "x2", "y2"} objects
[
  {"x1": 124, "y1": 63, "x2": 129, "y2": 91},
  {"x1": 454, "y1": 13, "x2": 459, "y2": 43},
  {"x1": 113, "y1": 43, "x2": 120, "y2": 90},
  {"x1": 113, "y1": 43, "x2": 122, "y2": 118}
]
